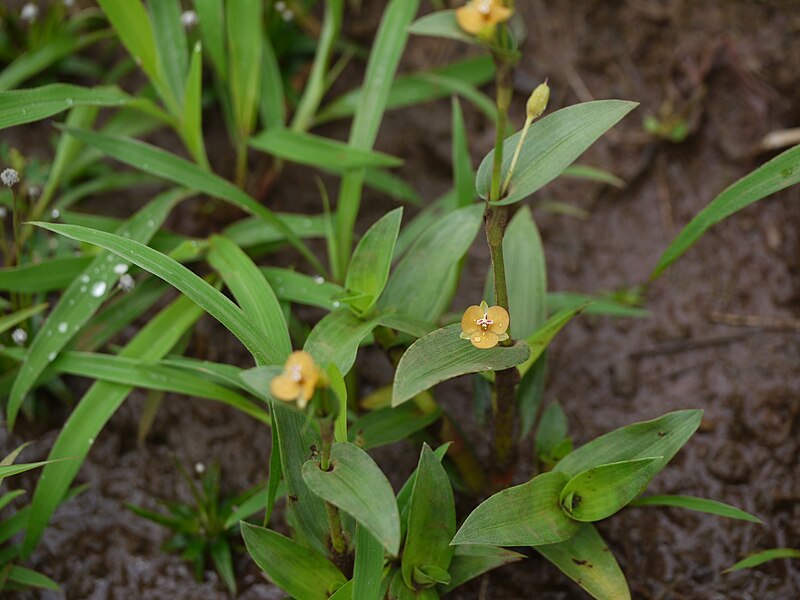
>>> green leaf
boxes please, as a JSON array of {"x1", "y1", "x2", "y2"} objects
[
  {"x1": 408, "y1": 10, "x2": 474, "y2": 44},
  {"x1": 477, "y1": 101, "x2": 638, "y2": 205},
  {"x1": 269, "y1": 400, "x2": 329, "y2": 554},
  {"x1": 392, "y1": 324, "x2": 531, "y2": 407},
  {"x1": 519, "y1": 302, "x2": 591, "y2": 375},
  {"x1": 559, "y1": 457, "x2": 662, "y2": 522},
  {"x1": 57, "y1": 126, "x2": 324, "y2": 273},
  {"x1": 209, "y1": 539, "x2": 237, "y2": 595},
  {"x1": 354, "y1": 525, "x2": 385, "y2": 600},
  {"x1": 241, "y1": 522, "x2": 347, "y2": 600},
  {"x1": 96, "y1": 0, "x2": 177, "y2": 112},
  {"x1": 0, "y1": 84, "x2": 165, "y2": 130},
  {"x1": 6, "y1": 565, "x2": 60, "y2": 592},
  {"x1": 224, "y1": 213, "x2": 327, "y2": 248},
  {"x1": 380, "y1": 204, "x2": 484, "y2": 322},
  {"x1": 518, "y1": 353, "x2": 547, "y2": 440},
  {"x1": 631, "y1": 495, "x2": 762, "y2": 523},
  {"x1": 547, "y1": 292, "x2": 650, "y2": 318},
  {"x1": 333, "y1": 0, "x2": 421, "y2": 279},
  {"x1": 251, "y1": 128, "x2": 403, "y2": 170},
  {"x1": 0, "y1": 459, "x2": 69, "y2": 482},
  {"x1": 303, "y1": 442, "x2": 401, "y2": 556},
  {"x1": 316, "y1": 55, "x2": 495, "y2": 125},
  {"x1": 562, "y1": 164, "x2": 626, "y2": 188},
  {"x1": 304, "y1": 309, "x2": 377, "y2": 375},
  {"x1": 328, "y1": 364, "x2": 349, "y2": 444},
  {"x1": 452, "y1": 471, "x2": 579, "y2": 547},
  {"x1": 397, "y1": 444, "x2": 451, "y2": 534},
  {"x1": 0, "y1": 303, "x2": 47, "y2": 335},
  {"x1": 0, "y1": 257, "x2": 92, "y2": 293},
  {"x1": 22, "y1": 294, "x2": 203, "y2": 558},
  {"x1": 345, "y1": 208, "x2": 403, "y2": 314},
  {"x1": 208, "y1": 234, "x2": 291, "y2": 364},
  {"x1": 350, "y1": 402, "x2": 441, "y2": 450},
  {"x1": 263, "y1": 268, "x2": 344, "y2": 310},
  {"x1": 724, "y1": 548, "x2": 800, "y2": 573},
  {"x1": 555, "y1": 409, "x2": 703, "y2": 478},
  {"x1": 402, "y1": 444, "x2": 455, "y2": 589},
  {"x1": 226, "y1": 0, "x2": 262, "y2": 138},
  {"x1": 193, "y1": 0, "x2": 226, "y2": 78},
  {"x1": 8, "y1": 191, "x2": 181, "y2": 430},
  {"x1": 535, "y1": 523, "x2": 631, "y2": 600},
  {"x1": 259, "y1": 33, "x2": 285, "y2": 130},
  {"x1": 182, "y1": 41, "x2": 210, "y2": 168},
  {"x1": 652, "y1": 143, "x2": 800, "y2": 278},
  {"x1": 443, "y1": 545, "x2": 525, "y2": 592},
  {"x1": 149, "y1": 0, "x2": 189, "y2": 106},
  {"x1": 451, "y1": 97, "x2": 475, "y2": 207},
  {"x1": 504, "y1": 206, "x2": 546, "y2": 339},
  {"x1": 536, "y1": 401, "x2": 569, "y2": 458},
  {"x1": 35, "y1": 222, "x2": 279, "y2": 365}
]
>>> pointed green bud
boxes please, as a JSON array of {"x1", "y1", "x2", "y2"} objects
[{"x1": 526, "y1": 81, "x2": 550, "y2": 120}]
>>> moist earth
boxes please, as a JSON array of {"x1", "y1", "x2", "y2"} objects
[{"x1": 3, "y1": 0, "x2": 800, "y2": 598}]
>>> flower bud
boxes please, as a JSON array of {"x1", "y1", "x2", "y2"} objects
[{"x1": 526, "y1": 81, "x2": 550, "y2": 120}]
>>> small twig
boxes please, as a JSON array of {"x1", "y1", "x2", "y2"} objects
[{"x1": 709, "y1": 311, "x2": 800, "y2": 332}]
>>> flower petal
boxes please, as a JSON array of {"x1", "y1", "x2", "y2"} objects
[
  {"x1": 470, "y1": 331, "x2": 499, "y2": 349},
  {"x1": 490, "y1": 1, "x2": 513, "y2": 25},
  {"x1": 300, "y1": 378, "x2": 317, "y2": 405},
  {"x1": 455, "y1": 6, "x2": 484, "y2": 34},
  {"x1": 461, "y1": 305, "x2": 484, "y2": 334},
  {"x1": 270, "y1": 375, "x2": 300, "y2": 402},
  {"x1": 487, "y1": 305, "x2": 510, "y2": 334},
  {"x1": 286, "y1": 350, "x2": 317, "y2": 375}
]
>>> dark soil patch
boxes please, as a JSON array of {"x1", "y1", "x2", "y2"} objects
[{"x1": 3, "y1": 1, "x2": 800, "y2": 598}]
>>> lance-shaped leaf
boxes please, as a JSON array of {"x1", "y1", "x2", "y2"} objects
[
  {"x1": 34, "y1": 222, "x2": 280, "y2": 365},
  {"x1": 535, "y1": 523, "x2": 631, "y2": 600},
  {"x1": 241, "y1": 523, "x2": 346, "y2": 600},
  {"x1": 226, "y1": 0, "x2": 262, "y2": 138},
  {"x1": 504, "y1": 206, "x2": 547, "y2": 339},
  {"x1": 0, "y1": 84, "x2": 166, "y2": 130},
  {"x1": 452, "y1": 471, "x2": 579, "y2": 547},
  {"x1": 631, "y1": 495, "x2": 762, "y2": 523},
  {"x1": 345, "y1": 208, "x2": 403, "y2": 315},
  {"x1": 381, "y1": 204, "x2": 483, "y2": 322},
  {"x1": 724, "y1": 548, "x2": 800, "y2": 573},
  {"x1": 476, "y1": 101, "x2": 638, "y2": 205},
  {"x1": 8, "y1": 191, "x2": 182, "y2": 430},
  {"x1": 350, "y1": 402, "x2": 441, "y2": 450},
  {"x1": 559, "y1": 457, "x2": 662, "y2": 522},
  {"x1": 402, "y1": 444, "x2": 455, "y2": 590},
  {"x1": 392, "y1": 324, "x2": 530, "y2": 407},
  {"x1": 208, "y1": 234, "x2": 291, "y2": 364},
  {"x1": 304, "y1": 309, "x2": 378, "y2": 375},
  {"x1": 270, "y1": 400, "x2": 329, "y2": 554},
  {"x1": 251, "y1": 129, "x2": 403, "y2": 170},
  {"x1": 443, "y1": 545, "x2": 525, "y2": 592},
  {"x1": 302, "y1": 442, "x2": 401, "y2": 556},
  {"x1": 0, "y1": 257, "x2": 92, "y2": 293},
  {"x1": 554, "y1": 409, "x2": 703, "y2": 478},
  {"x1": 57, "y1": 126, "x2": 324, "y2": 273},
  {"x1": 652, "y1": 143, "x2": 800, "y2": 278},
  {"x1": 354, "y1": 524, "x2": 386, "y2": 600}
]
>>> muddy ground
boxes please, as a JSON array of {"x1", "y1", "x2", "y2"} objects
[{"x1": 3, "y1": 0, "x2": 800, "y2": 598}]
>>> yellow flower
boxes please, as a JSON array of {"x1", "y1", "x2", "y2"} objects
[
  {"x1": 270, "y1": 351, "x2": 319, "y2": 409},
  {"x1": 460, "y1": 300, "x2": 510, "y2": 349},
  {"x1": 455, "y1": 0, "x2": 513, "y2": 36}
]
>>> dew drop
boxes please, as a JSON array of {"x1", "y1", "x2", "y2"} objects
[
  {"x1": 65, "y1": 98, "x2": 74, "y2": 106},
  {"x1": 80, "y1": 286, "x2": 87, "y2": 293},
  {"x1": 313, "y1": 276, "x2": 324, "y2": 285},
  {"x1": 80, "y1": 274, "x2": 90, "y2": 283},
  {"x1": 51, "y1": 208, "x2": 60, "y2": 218},
  {"x1": 58, "y1": 322, "x2": 68, "y2": 333},
  {"x1": 113, "y1": 263, "x2": 129, "y2": 275},
  {"x1": 90, "y1": 281, "x2": 107, "y2": 297},
  {"x1": 278, "y1": 287, "x2": 285, "y2": 294},
  {"x1": 147, "y1": 219, "x2": 155, "y2": 227},
  {"x1": 332, "y1": 301, "x2": 341, "y2": 308},
  {"x1": 48, "y1": 352, "x2": 56, "y2": 362}
]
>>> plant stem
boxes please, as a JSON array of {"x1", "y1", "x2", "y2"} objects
[
  {"x1": 486, "y1": 54, "x2": 519, "y2": 489},
  {"x1": 320, "y1": 419, "x2": 347, "y2": 556},
  {"x1": 234, "y1": 141, "x2": 248, "y2": 189}
]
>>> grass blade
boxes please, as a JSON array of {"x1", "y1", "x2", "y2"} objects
[
  {"x1": 0, "y1": 303, "x2": 47, "y2": 335},
  {"x1": 208, "y1": 235, "x2": 291, "y2": 364},
  {"x1": 652, "y1": 143, "x2": 800, "y2": 278},
  {"x1": 226, "y1": 0, "x2": 262, "y2": 139},
  {"x1": 58, "y1": 126, "x2": 325, "y2": 274},
  {"x1": 631, "y1": 495, "x2": 762, "y2": 523},
  {"x1": 148, "y1": 0, "x2": 189, "y2": 106},
  {"x1": 22, "y1": 294, "x2": 203, "y2": 558},
  {"x1": 34, "y1": 222, "x2": 279, "y2": 366},
  {"x1": 7, "y1": 190, "x2": 183, "y2": 430},
  {"x1": 725, "y1": 548, "x2": 800, "y2": 573}
]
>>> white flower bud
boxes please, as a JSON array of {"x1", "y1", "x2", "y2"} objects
[{"x1": 1, "y1": 168, "x2": 19, "y2": 188}]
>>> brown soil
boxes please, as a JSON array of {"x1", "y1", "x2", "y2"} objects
[{"x1": 4, "y1": 0, "x2": 800, "y2": 598}]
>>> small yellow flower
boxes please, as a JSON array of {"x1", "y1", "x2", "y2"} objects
[
  {"x1": 270, "y1": 351, "x2": 319, "y2": 409},
  {"x1": 460, "y1": 300, "x2": 510, "y2": 349},
  {"x1": 455, "y1": 0, "x2": 513, "y2": 36}
]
